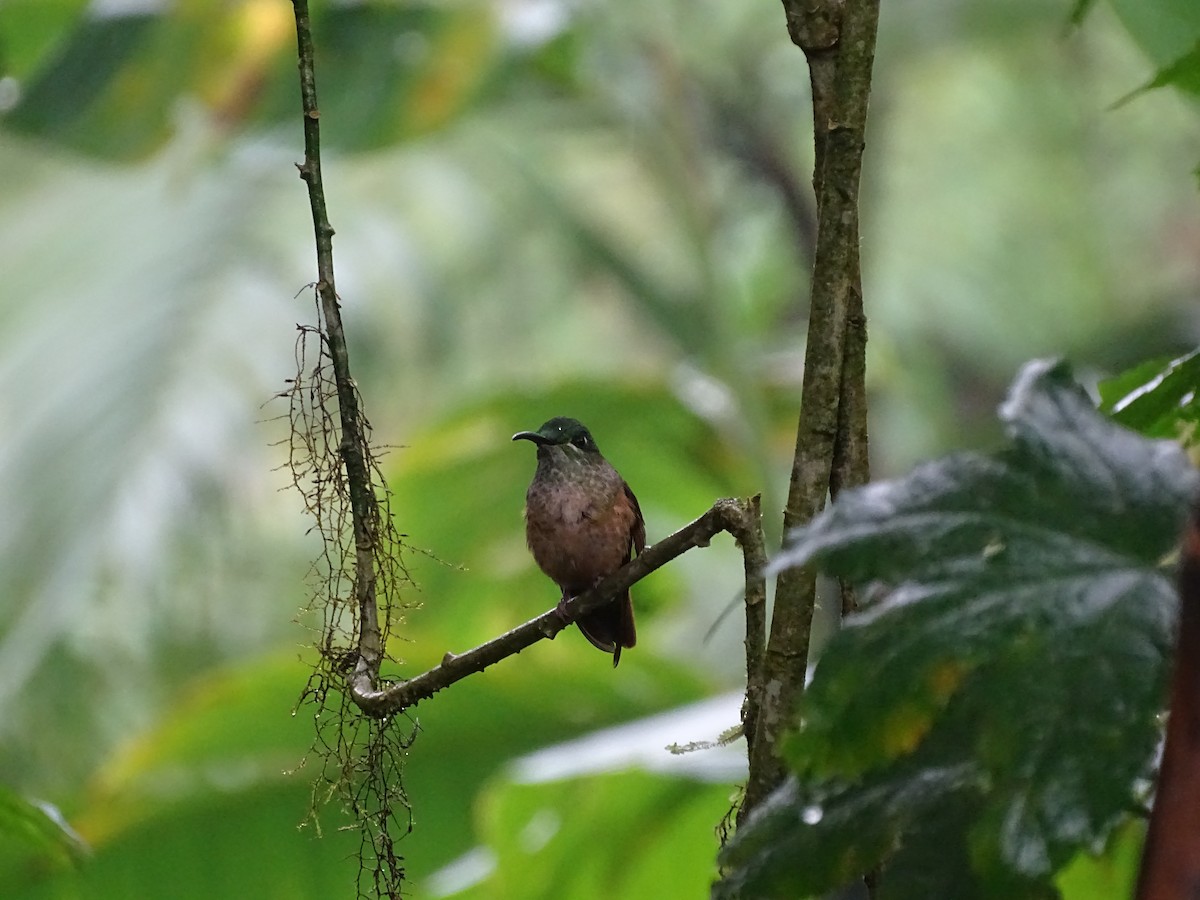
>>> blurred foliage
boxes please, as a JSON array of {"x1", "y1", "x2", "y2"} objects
[
  {"x1": 0, "y1": 0, "x2": 1198, "y2": 898},
  {"x1": 450, "y1": 771, "x2": 731, "y2": 899},
  {"x1": 717, "y1": 361, "x2": 1198, "y2": 897},
  {"x1": 2, "y1": 1, "x2": 521, "y2": 158}
]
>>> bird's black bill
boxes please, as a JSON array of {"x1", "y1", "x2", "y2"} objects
[{"x1": 512, "y1": 430, "x2": 553, "y2": 445}]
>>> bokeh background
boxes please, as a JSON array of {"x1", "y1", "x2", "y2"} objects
[{"x1": 1, "y1": 0, "x2": 1198, "y2": 897}]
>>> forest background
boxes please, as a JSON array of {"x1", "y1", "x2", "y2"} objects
[{"x1": 1, "y1": 0, "x2": 1199, "y2": 897}]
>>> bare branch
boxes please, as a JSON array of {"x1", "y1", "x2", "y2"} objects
[{"x1": 734, "y1": 495, "x2": 768, "y2": 763}]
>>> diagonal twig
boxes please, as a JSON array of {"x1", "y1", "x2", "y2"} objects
[{"x1": 349, "y1": 497, "x2": 765, "y2": 716}]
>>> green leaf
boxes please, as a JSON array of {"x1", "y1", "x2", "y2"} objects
[
  {"x1": 448, "y1": 770, "x2": 730, "y2": 900},
  {"x1": 1106, "y1": 0, "x2": 1200, "y2": 71},
  {"x1": 718, "y1": 719, "x2": 1061, "y2": 899},
  {"x1": 1114, "y1": 40, "x2": 1200, "y2": 105},
  {"x1": 716, "y1": 767, "x2": 975, "y2": 900},
  {"x1": 1098, "y1": 349, "x2": 1200, "y2": 441},
  {"x1": 1067, "y1": 0, "x2": 1097, "y2": 28},
  {"x1": 1055, "y1": 819, "x2": 1142, "y2": 900},
  {"x1": 0, "y1": 785, "x2": 88, "y2": 881},
  {"x1": 402, "y1": 648, "x2": 716, "y2": 880},
  {"x1": 0, "y1": 0, "x2": 91, "y2": 80},
  {"x1": 721, "y1": 359, "x2": 1196, "y2": 894}
]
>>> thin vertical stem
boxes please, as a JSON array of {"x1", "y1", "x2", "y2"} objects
[{"x1": 291, "y1": 0, "x2": 383, "y2": 685}]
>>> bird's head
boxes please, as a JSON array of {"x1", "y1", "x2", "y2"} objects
[{"x1": 512, "y1": 417, "x2": 601, "y2": 459}]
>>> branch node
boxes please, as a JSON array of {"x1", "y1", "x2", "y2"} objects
[
  {"x1": 538, "y1": 614, "x2": 566, "y2": 639},
  {"x1": 784, "y1": 0, "x2": 841, "y2": 51}
]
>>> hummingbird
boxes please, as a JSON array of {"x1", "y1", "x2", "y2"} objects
[{"x1": 512, "y1": 417, "x2": 645, "y2": 666}]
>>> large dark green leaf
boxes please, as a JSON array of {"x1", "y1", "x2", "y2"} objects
[
  {"x1": 716, "y1": 764, "x2": 980, "y2": 900},
  {"x1": 718, "y1": 359, "x2": 1197, "y2": 896}
]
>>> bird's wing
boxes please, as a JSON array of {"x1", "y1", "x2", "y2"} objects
[{"x1": 623, "y1": 481, "x2": 646, "y2": 556}]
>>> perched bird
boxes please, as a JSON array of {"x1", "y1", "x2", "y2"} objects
[{"x1": 512, "y1": 417, "x2": 645, "y2": 666}]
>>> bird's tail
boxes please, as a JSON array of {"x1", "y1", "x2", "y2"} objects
[{"x1": 577, "y1": 590, "x2": 637, "y2": 667}]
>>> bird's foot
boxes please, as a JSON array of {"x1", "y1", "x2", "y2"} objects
[{"x1": 554, "y1": 593, "x2": 575, "y2": 625}]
